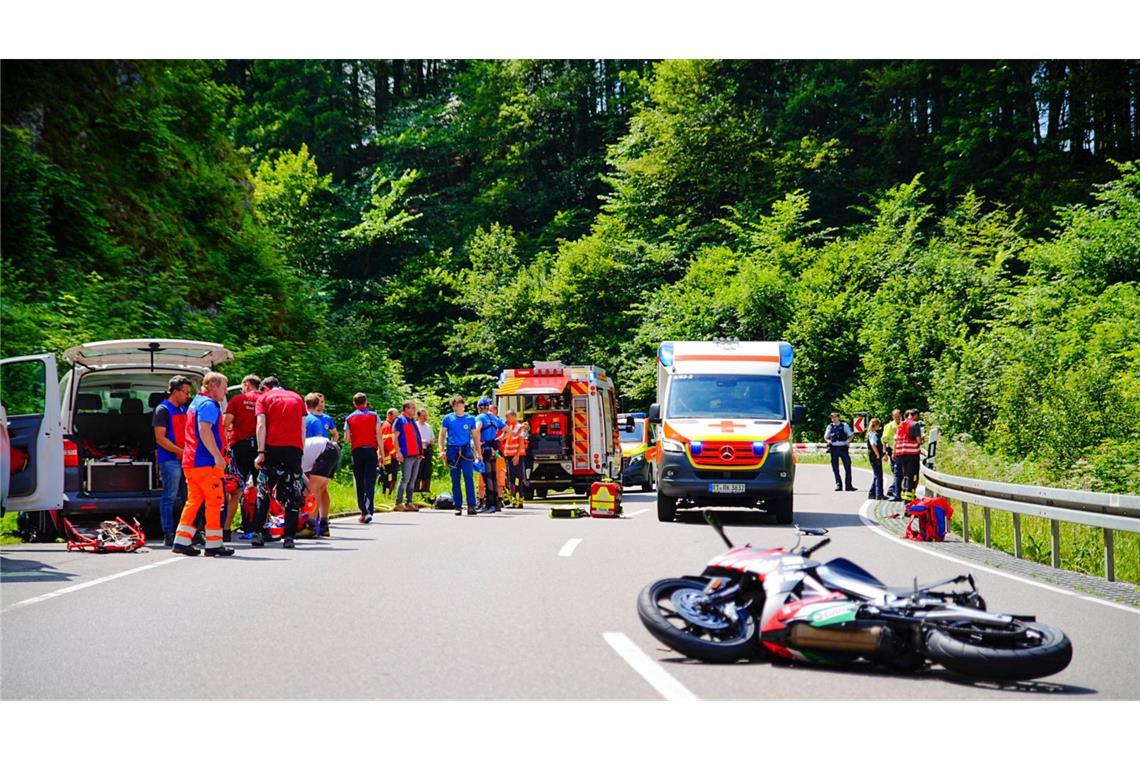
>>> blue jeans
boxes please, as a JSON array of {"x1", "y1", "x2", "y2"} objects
[
  {"x1": 158, "y1": 459, "x2": 187, "y2": 535},
  {"x1": 447, "y1": 445, "x2": 477, "y2": 508}
]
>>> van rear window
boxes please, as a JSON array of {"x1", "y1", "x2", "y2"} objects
[{"x1": 666, "y1": 375, "x2": 786, "y2": 420}]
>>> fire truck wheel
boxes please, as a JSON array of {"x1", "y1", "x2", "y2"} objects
[{"x1": 535, "y1": 488, "x2": 549, "y2": 499}]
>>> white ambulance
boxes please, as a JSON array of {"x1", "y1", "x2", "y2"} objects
[
  {"x1": 494, "y1": 361, "x2": 622, "y2": 498},
  {"x1": 648, "y1": 340, "x2": 804, "y2": 523}
]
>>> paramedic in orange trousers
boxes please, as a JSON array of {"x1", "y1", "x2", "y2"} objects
[{"x1": 171, "y1": 372, "x2": 233, "y2": 557}]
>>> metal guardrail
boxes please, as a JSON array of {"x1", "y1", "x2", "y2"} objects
[{"x1": 920, "y1": 453, "x2": 1140, "y2": 583}]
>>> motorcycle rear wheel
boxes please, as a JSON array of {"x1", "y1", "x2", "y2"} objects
[
  {"x1": 637, "y1": 577, "x2": 758, "y2": 663},
  {"x1": 924, "y1": 620, "x2": 1072, "y2": 681}
]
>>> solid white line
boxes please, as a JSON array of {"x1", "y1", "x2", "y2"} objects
[
  {"x1": 1, "y1": 556, "x2": 187, "y2": 614},
  {"x1": 558, "y1": 538, "x2": 582, "y2": 557},
  {"x1": 602, "y1": 632, "x2": 700, "y2": 701},
  {"x1": 857, "y1": 499, "x2": 1140, "y2": 616},
  {"x1": 624, "y1": 508, "x2": 649, "y2": 517}
]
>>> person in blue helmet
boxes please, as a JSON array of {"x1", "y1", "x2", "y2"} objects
[
  {"x1": 474, "y1": 397, "x2": 505, "y2": 513},
  {"x1": 438, "y1": 395, "x2": 478, "y2": 516}
]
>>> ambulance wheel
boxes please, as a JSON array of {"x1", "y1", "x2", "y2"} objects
[
  {"x1": 574, "y1": 486, "x2": 586, "y2": 496},
  {"x1": 657, "y1": 493, "x2": 677, "y2": 522}
]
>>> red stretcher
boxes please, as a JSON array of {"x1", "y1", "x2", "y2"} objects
[{"x1": 64, "y1": 517, "x2": 147, "y2": 553}]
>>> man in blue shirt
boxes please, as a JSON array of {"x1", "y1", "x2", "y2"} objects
[
  {"x1": 474, "y1": 397, "x2": 505, "y2": 512},
  {"x1": 304, "y1": 393, "x2": 339, "y2": 441},
  {"x1": 438, "y1": 395, "x2": 478, "y2": 516}
]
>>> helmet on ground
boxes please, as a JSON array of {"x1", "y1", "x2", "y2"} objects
[
  {"x1": 433, "y1": 492, "x2": 454, "y2": 510},
  {"x1": 477, "y1": 397, "x2": 492, "y2": 409}
]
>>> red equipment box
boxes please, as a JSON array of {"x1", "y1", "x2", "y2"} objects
[{"x1": 589, "y1": 480, "x2": 622, "y2": 518}]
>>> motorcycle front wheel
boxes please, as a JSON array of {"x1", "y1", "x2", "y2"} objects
[
  {"x1": 924, "y1": 620, "x2": 1073, "y2": 681},
  {"x1": 637, "y1": 577, "x2": 758, "y2": 664}
]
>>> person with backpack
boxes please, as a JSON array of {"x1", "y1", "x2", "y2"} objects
[
  {"x1": 866, "y1": 417, "x2": 886, "y2": 500},
  {"x1": 893, "y1": 409, "x2": 925, "y2": 502},
  {"x1": 252, "y1": 377, "x2": 307, "y2": 549},
  {"x1": 474, "y1": 397, "x2": 505, "y2": 512},
  {"x1": 824, "y1": 412, "x2": 857, "y2": 492}
]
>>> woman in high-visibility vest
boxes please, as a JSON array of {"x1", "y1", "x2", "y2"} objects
[{"x1": 501, "y1": 411, "x2": 529, "y2": 508}]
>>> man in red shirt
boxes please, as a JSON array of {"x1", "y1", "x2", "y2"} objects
[
  {"x1": 252, "y1": 376, "x2": 306, "y2": 549},
  {"x1": 223, "y1": 374, "x2": 260, "y2": 536},
  {"x1": 345, "y1": 392, "x2": 382, "y2": 522}
]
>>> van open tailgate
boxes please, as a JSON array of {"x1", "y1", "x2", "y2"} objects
[{"x1": 63, "y1": 340, "x2": 233, "y2": 371}]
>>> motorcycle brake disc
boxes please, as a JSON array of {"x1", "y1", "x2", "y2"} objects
[{"x1": 671, "y1": 588, "x2": 733, "y2": 631}]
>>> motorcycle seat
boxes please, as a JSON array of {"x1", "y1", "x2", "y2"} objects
[{"x1": 817, "y1": 558, "x2": 889, "y2": 600}]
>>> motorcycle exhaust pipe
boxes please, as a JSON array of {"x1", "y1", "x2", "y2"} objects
[{"x1": 787, "y1": 623, "x2": 887, "y2": 654}]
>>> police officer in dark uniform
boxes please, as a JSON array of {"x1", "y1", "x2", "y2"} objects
[{"x1": 824, "y1": 411, "x2": 857, "y2": 492}]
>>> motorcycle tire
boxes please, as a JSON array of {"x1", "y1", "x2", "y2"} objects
[
  {"x1": 924, "y1": 621, "x2": 1072, "y2": 681},
  {"x1": 637, "y1": 577, "x2": 758, "y2": 664}
]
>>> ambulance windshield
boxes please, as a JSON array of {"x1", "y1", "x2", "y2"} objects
[{"x1": 666, "y1": 374, "x2": 786, "y2": 420}]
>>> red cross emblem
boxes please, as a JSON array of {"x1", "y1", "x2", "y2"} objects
[{"x1": 711, "y1": 420, "x2": 746, "y2": 433}]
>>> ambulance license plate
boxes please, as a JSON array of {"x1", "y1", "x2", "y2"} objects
[{"x1": 709, "y1": 483, "x2": 746, "y2": 494}]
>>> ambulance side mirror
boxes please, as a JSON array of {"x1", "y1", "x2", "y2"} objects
[
  {"x1": 648, "y1": 404, "x2": 661, "y2": 424},
  {"x1": 792, "y1": 405, "x2": 806, "y2": 425}
]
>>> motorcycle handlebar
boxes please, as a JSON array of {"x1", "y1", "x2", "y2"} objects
[{"x1": 801, "y1": 538, "x2": 830, "y2": 557}]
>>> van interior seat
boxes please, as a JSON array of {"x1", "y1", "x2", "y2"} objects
[
  {"x1": 148, "y1": 392, "x2": 167, "y2": 411},
  {"x1": 74, "y1": 394, "x2": 157, "y2": 459}
]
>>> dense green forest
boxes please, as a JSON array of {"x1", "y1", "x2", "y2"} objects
[{"x1": 2, "y1": 59, "x2": 1138, "y2": 491}]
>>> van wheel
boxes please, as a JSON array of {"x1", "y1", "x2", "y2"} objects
[
  {"x1": 771, "y1": 494, "x2": 794, "y2": 525},
  {"x1": 657, "y1": 493, "x2": 677, "y2": 522},
  {"x1": 643, "y1": 466, "x2": 656, "y2": 492}
]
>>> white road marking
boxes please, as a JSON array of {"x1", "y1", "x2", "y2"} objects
[
  {"x1": 603, "y1": 632, "x2": 700, "y2": 701},
  {"x1": 857, "y1": 499, "x2": 1140, "y2": 616},
  {"x1": 624, "y1": 508, "x2": 649, "y2": 517},
  {"x1": 558, "y1": 538, "x2": 582, "y2": 557},
  {"x1": 1, "y1": 556, "x2": 187, "y2": 614}
]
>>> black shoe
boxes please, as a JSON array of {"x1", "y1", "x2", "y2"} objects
[
  {"x1": 283, "y1": 538, "x2": 295, "y2": 549},
  {"x1": 835, "y1": 486, "x2": 843, "y2": 491},
  {"x1": 365, "y1": 514, "x2": 373, "y2": 524},
  {"x1": 171, "y1": 544, "x2": 200, "y2": 557},
  {"x1": 466, "y1": 507, "x2": 477, "y2": 516},
  {"x1": 251, "y1": 532, "x2": 265, "y2": 547},
  {"x1": 845, "y1": 485, "x2": 858, "y2": 491},
  {"x1": 163, "y1": 533, "x2": 174, "y2": 547},
  {"x1": 319, "y1": 522, "x2": 330, "y2": 538},
  {"x1": 204, "y1": 545, "x2": 235, "y2": 557}
]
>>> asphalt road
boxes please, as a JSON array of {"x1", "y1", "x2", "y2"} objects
[{"x1": 2, "y1": 464, "x2": 1137, "y2": 699}]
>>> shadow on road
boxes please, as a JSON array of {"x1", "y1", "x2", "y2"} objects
[
  {"x1": 0, "y1": 556, "x2": 78, "y2": 583},
  {"x1": 659, "y1": 653, "x2": 1097, "y2": 696}
]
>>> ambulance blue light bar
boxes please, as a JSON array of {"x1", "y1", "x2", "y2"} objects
[
  {"x1": 779, "y1": 343, "x2": 794, "y2": 368},
  {"x1": 658, "y1": 342, "x2": 675, "y2": 367}
]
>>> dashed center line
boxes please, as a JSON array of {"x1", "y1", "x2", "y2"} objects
[{"x1": 558, "y1": 538, "x2": 583, "y2": 557}]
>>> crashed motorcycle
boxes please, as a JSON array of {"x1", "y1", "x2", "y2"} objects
[{"x1": 637, "y1": 512, "x2": 1073, "y2": 681}]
